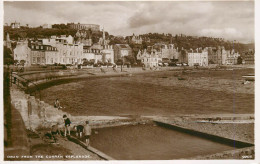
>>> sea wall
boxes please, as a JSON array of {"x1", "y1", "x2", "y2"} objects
[{"x1": 10, "y1": 87, "x2": 71, "y2": 131}]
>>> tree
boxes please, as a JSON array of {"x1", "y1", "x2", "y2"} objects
[
  {"x1": 82, "y1": 59, "x2": 89, "y2": 66},
  {"x1": 124, "y1": 56, "x2": 135, "y2": 65},
  {"x1": 14, "y1": 60, "x2": 19, "y2": 66},
  {"x1": 116, "y1": 59, "x2": 123, "y2": 72},
  {"x1": 4, "y1": 58, "x2": 14, "y2": 69},
  {"x1": 237, "y1": 56, "x2": 243, "y2": 64}
]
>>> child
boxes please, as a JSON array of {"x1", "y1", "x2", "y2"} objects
[
  {"x1": 51, "y1": 123, "x2": 61, "y2": 142},
  {"x1": 74, "y1": 125, "x2": 84, "y2": 138},
  {"x1": 54, "y1": 99, "x2": 62, "y2": 109},
  {"x1": 83, "y1": 121, "x2": 92, "y2": 147},
  {"x1": 63, "y1": 115, "x2": 71, "y2": 136}
]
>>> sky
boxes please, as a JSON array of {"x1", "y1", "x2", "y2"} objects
[{"x1": 4, "y1": 1, "x2": 255, "y2": 43}]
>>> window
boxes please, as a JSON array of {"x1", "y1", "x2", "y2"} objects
[
  {"x1": 37, "y1": 57, "x2": 41, "y2": 63},
  {"x1": 33, "y1": 57, "x2": 36, "y2": 64},
  {"x1": 36, "y1": 46, "x2": 39, "y2": 49}
]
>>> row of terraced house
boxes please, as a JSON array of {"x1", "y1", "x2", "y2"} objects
[{"x1": 11, "y1": 28, "x2": 126, "y2": 66}]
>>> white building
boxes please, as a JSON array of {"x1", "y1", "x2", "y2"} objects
[
  {"x1": 13, "y1": 40, "x2": 31, "y2": 66},
  {"x1": 29, "y1": 36, "x2": 83, "y2": 65},
  {"x1": 188, "y1": 48, "x2": 208, "y2": 66},
  {"x1": 137, "y1": 49, "x2": 162, "y2": 67},
  {"x1": 82, "y1": 44, "x2": 114, "y2": 64}
]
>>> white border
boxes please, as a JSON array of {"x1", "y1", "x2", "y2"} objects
[{"x1": 0, "y1": 0, "x2": 258, "y2": 164}]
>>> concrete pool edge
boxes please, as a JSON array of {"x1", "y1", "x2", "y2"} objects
[
  {"x1": 67, "y1": 135, "x2": 115, "y2": 160},
  {"x1": 154, "y1": 121, "x2": 254, "y2": 148},
  {"x1": 67, "y1": 119, "x2": 254, "y2": 160}
]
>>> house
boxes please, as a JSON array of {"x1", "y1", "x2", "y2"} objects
[
  {"x1": 114, "y1": 44, "x2": 133, "y2": 63},
  {"x1": 137, "y1": 49, "x2": 162, "y2": 67},
  {"x1": 188, "y1": 48, "x2": 208, "y2": 66},
  {"x1": 13, "y1": 40, "x2": 31, "y2": 66}
]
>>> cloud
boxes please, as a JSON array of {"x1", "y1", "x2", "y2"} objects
[
  {"x1": 199, "y1": 28, "x2": 243, "y2": 38},
  {"x1": 4, "y1": 1, "x2": 254, "y2": 43}
]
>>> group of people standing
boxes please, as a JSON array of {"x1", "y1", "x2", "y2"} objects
[{"x1": 52, "y1": 99, "x2": 92, "y2": 147}]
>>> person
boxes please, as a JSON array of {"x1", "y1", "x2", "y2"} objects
[
  {"x1": 54, "y1": 99, "x2": 62, "y2": 109},
  {"x1": 51, "y1": 123, "x2": 61, "y2": 142},
  {"x1": 83, "y1": 121, "x2": 92, "y2": 147},
  {"x1": 74, "y1": 124, "x2": 84, "y2": 138},
  {"x1": 63, "y1": 115, "x2": 71, "y2": 137}
]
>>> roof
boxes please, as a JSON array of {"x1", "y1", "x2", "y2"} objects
[{"x1": 115, "y1": 44, "x2": 131, "y2": 50}]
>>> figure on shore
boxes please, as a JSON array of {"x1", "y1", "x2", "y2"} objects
[
  {"x1": 54, "y1": 99, "x2": 62, "y2": 109},
  {"x1": 83, "y1": 121, "x2": 92, "y2": 147},
  {"x1": 63, "y1": 115, "x2": 71, "y2": 137},
  {"x1": 74, "y1": 124, "x2": 84, "y2": 138},
  {"x1": 112, "y1": 64, "x2": 117, "y2": 72},
  {"x1": 51, "y1": 123, "x2": 61, "y2": 142}
]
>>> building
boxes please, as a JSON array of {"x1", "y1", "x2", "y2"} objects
[
  {"x1": 114, "y1": 44, "x2": 133, "y2": 63},
  {"x1": 42, "y1": 24, "x2": 52, "y2": 29},
  {"x1": 188, "y1": 48, "x2": 208, "y2": 66},
  {"x1": 226, "y1": 49, "x2": 240, "y2": 65},
  {"x1": 131, "y1": 34, "x2": 143, "y2": 44},
  {"x1": 67, "y1": 23, "x2": 100, "y2": 31},
  {"x1": 75, "y1": 30, "x2": 92, "y2": 46},
  {"x1": 29, "y1": 35, "x2": 83, "y2": 65},
  {"x1": 13, "y1": 40, "x2": 31, "y2": 66},
  {"x1": 137, "y1": 49, "x2": 162, "y2": 67},
  {"x1": 98, "y1": 28, "x2": 110, "y2": 45},
  {"x1": 178, "y1": 48, "x2": 188, "y2": 64},
  {"x1": 102, "y1": 45, "x2": 114, "y2": 63},
  {"x1": 83, "y1": 44, "x2": 114, "y2": 64},
  {"x1": 4, "y1": 33, "x2": 12, "y2": 49},
  {"x1": 161, "y1": 44, "x2": 179, "y2": 60},
  {"x1": 242, "y1": 49, "x2": 254, "y2": 65},
  {"x1": 208, "y1": 46, "x2": 227, "y2": 65},
  {"x1": 11, "y1": 21, "x2": 20, "y2": 29},
  {"x1": 30, "y1": 45, "x2": 58, "y2": 65}
]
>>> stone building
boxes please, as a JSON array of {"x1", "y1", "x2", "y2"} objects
[
  {"x1": 67, "y1": 23, "x2": 100, "y2": 31},
  {"x1": 208, "y1": 46, "x2": 227, "y2": 65},
  {"x1": 11, "y1": 21, "x2": 20, "y2": 29},
  {"x1": 29, "y1": 36, "x2": 83, "y2": 65},
  {"x1": 226, "y1": 49, "x2": 240, "y2": 65},
  {"x1": 82, "y1": 29, "x2": 114, "y2": 64},
  {"x1": 114, "y1": 44, "x2": 133, "y2": 63},
  {"x1": 137, "y1": 49, "x2": 162, "y2": 67},
  {"x1": 188, "y1": 48, "x2": 208, "y2": 66},
  {"x1": 241, "y1": 49, "x2": 254, "y2": 65},
  {"x1": 178, "y1": 48, "x2": 188, "y2": 64},
  {"x1": 75, "y1": 30, "x2": 92, "y2": 46},
  {"x1": 30, "y1": 45, "x2": 58, "y2": 65},
  {"x1": 161, "y1": 44, "x2": 179, "y2": 60},
  {"x1": 13, "y1": 40, "x2": 31, "y2": 66},
  {"x1": 131, "y1": 34, "x2": 143, "y2": 44}
]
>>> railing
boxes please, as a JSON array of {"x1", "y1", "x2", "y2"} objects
[{"x1": 10, "y1": 71, "x2": 42, "y2": 100}]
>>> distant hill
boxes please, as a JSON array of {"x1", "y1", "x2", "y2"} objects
[{"x1": 126, "y1": 33, "x2": 254, "y2": 54}]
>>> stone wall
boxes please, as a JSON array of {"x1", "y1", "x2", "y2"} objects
[{"x1": 10, "y1": 87, "x2": 71, "y2": 131}]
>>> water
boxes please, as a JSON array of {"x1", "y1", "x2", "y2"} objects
[{"x1": 89, "y1": 124, "x2": 238, "y2": 160}]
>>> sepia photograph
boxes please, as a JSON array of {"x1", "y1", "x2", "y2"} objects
[{"x1": 2, "y1": 0, "x2": 257, "y2": 162}]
